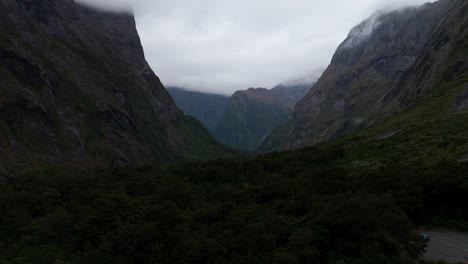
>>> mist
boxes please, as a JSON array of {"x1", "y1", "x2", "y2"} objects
[{"x1": 75, "y1": 0, "x2": 435, "y2": 95}]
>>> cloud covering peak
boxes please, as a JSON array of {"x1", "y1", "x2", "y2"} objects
[{"x1": 75, "y1": 0, "x2": 434, "y2": 95}]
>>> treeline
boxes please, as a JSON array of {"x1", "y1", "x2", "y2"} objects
[{"x1": 1, "y1": 145, "x2": 467, "y2": 263}]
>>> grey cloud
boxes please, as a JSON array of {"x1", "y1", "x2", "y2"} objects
[
  {"x1": 75, "y1": 0, "x2": 434, "y2": 95},
  {"x1": 280, "y1": 74, "x2": 322, "y2": 87}
]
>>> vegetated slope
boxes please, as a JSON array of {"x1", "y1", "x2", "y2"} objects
[
  {"x1": 166, "y1": 87, "x2": 230, "y2": 133},
  {"x1": 261, "y1": 0, "x2": 467, "y2": 151},
  {"x1": 0, "y1": 0, "x2": 233, "y2": 173},
  {"x1": 333, "y1": 71, "x2": 468, "y2": 169},
  {"x1": 1, "y1": 73, "x2": 466, "y2": 263},
  {"x1": 214, "y1": 82, "x2": 313, "y2": 150}
]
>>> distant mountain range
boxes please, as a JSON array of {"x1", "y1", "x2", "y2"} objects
[{"x1": 168, "y1": 81, "x2": 315, "y2": 150}]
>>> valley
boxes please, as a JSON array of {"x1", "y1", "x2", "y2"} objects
[
  {"x1": 169, "y1": 81, "x2": 315, "y2": 150},
  {"x1": 0, "y1": 0, "x2": 466, "y2": 263}
]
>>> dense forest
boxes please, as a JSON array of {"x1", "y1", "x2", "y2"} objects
[{"x1": 1, "y1": 130, "x2": 467, "y2": 263}]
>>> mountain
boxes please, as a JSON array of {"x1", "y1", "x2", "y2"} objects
[
  {"x1": 214, "y1": 82, "x2": 314, "y2": 150},
  {"x1": 2, "y1": 68, "x2": 467, "y2": 262},
  {"x1": 0, "y1": 0, "x2": 233, "y2": 173},
  {"x1": 166, "y1": 87, "x2": 230, "y2": 133},
  {"x1": 1, "y1": 0, "x2": 467, "y2": 262},
  {"x1": 261, "y1": 0, "x2": 467, "y2": 151}
]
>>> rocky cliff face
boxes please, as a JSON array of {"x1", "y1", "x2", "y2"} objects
[
  {"x1": 167, "y1": 87, "x2": 230, "y2": 133},
  {"x1": 0, "y1": 0, "x2": 232, "y2": 172},
  {"x1": 214, "y1": 82, "x2": 313, "y2": 150},
  {"x1": 261, "y1": 0, "x2": 467, "y2": 151}
]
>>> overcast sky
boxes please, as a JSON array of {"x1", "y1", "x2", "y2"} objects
[{"x1": 76, "y1": 0, "x2": 433, "y2": 95}]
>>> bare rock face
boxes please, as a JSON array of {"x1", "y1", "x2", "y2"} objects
[
  {"x1": 0, "y1": 0, "x2": 231, "y2": 172},
  {"x1": 261, "y1": 0, "x2": 467, "y2": 151}
]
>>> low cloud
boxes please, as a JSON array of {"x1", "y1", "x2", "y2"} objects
[
  {"x1": 341, "y1": 4, "x2": 424, "y2": 49},
  {"x1": 342, "y1": 11, "x2": 384, "y2": 48},
  {"x1": 280, "y1": 69, "x2": 324, "y2": 87},
  {"x1": 75, "y1": 0, "x2": 434, "y2": 95}
]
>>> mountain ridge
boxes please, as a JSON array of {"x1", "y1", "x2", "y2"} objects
[
  {"x1": 260, "y1": 0, "x2": 467, "y2": 151},
  {"x1": 214, "y1": 82, "x2": 314, "y2": 150}
]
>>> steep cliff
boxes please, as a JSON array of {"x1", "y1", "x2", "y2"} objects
[
  {"x1": 261, "y1": 0, "x2": 467, "y2": 151},
  {"x1": 167, "y1": 87, "x2": 230, "y2": 133},
  {"x1": 214, "y1": 82, "x2": 313, "y2": 150},
  {"x1": 0, "y1": 0, "x2": 233, "y2": 172}
]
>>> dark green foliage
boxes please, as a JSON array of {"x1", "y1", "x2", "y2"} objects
[{"x1": 1, "y1": 140, "x2": 466, "y2": 263}]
